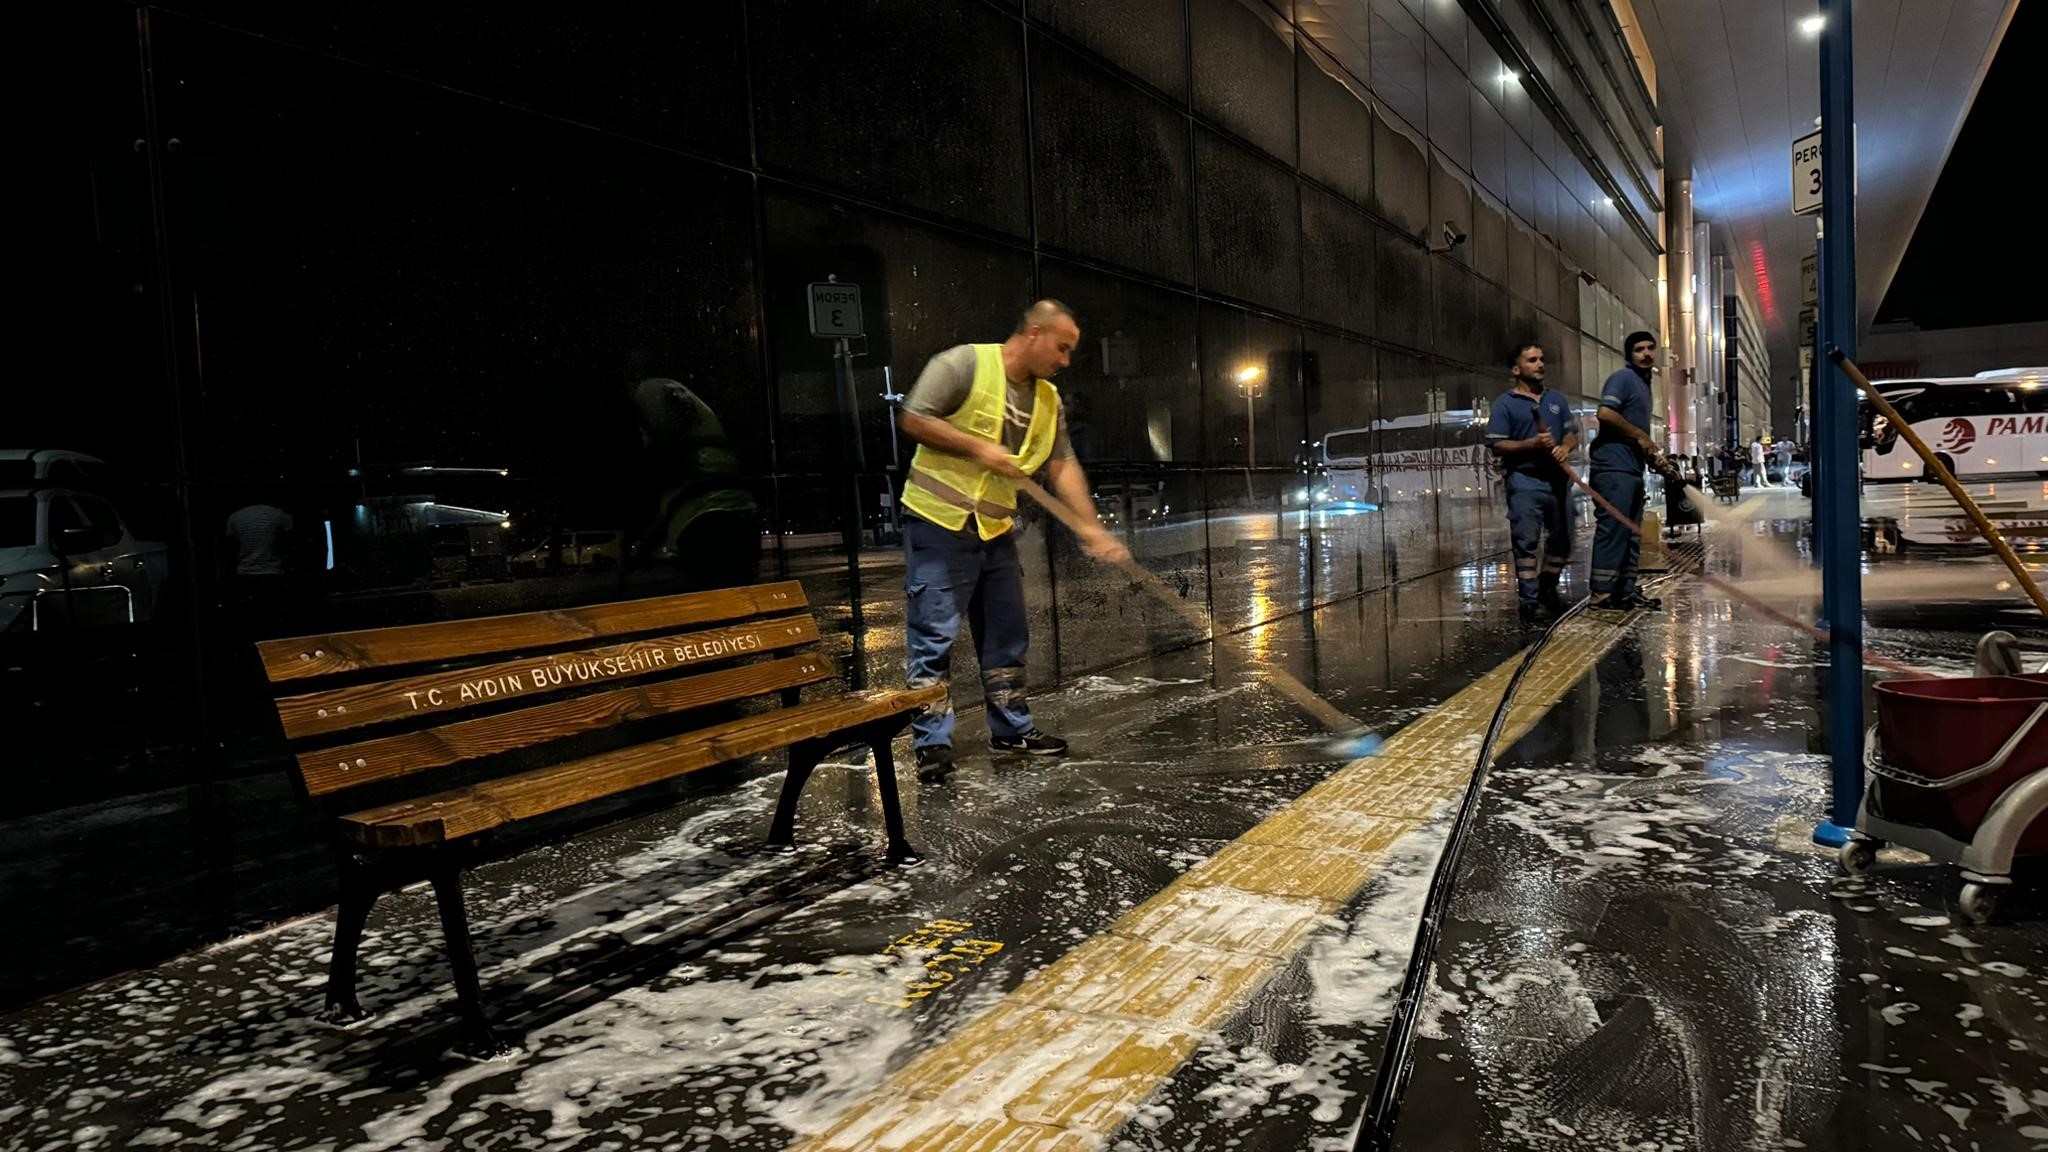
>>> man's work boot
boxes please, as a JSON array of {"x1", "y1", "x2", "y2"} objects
[
  {"x1": 991, "y1": 728, "x2": 1070, "y2": 757},
  {"x1": 914, "y1": 745, "x2": 956, "y2": 782},
  {"x1": 1538, "y1": 576, "x2": 1565, "y2": 615},
  {"x1": 1517, "y1": 600, "x2": 1542, "y2": 627},
  {"x1": 1618, "y1": 591, "x2": 1663, "y2": 611}
]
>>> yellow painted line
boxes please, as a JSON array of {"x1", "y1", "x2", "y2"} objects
[{"x1": 790, "y1": 609, "x2": 1643, "y2": 1151}]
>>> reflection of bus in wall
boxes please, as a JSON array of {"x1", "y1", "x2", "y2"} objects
[
  {"x1": 1860, "y1": 368, "x2": 2048, "y2": 482},
  {"x1": 1305, "y1": 398, "x2": 1597, "y2": 508},
  {"x1": 1305, "y1": 414, "x2": 1484, "y2": 510}
]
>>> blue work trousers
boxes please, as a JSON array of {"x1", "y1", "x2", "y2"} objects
[
  {"x1": 903, "y1": 516, "x2": 1033, "y2": 750},
  {"x1": 1506, "y1": 478, "x2": 1572, "y2": 602},
  {"x1": 1589, "y1": 468, "x2": 1645, "y2": 598}
]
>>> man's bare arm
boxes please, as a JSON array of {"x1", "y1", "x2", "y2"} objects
[
  {"x1": 1042, "y1": 456, "x2": 1129, "y2": 562},
  {"x1": 1596, "y1": 405, "x2": 1658, "y2": 454},
  {"x1": 1489, "y1": 427, "x2": 1556, "y2": 456}
]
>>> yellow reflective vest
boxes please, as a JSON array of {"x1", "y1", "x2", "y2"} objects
[{"x1": 900, "y1": 343, "x2": 1061, "y2": 540}]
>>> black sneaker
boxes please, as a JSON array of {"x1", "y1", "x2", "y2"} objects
[
  {"x1": 914, "y1": 745, "x2": 956, "y2": 782},
  {"x1": 991, "y1": 728, "x2": 1070, "y2": 757}
]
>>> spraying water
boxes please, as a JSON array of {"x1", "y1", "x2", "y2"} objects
[{"x1": 1680, "y1": 482, "x2": 2039, "y2": 608}]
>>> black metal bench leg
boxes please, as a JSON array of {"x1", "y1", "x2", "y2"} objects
[
  {"x1": 428, "y1": 858, "x2": 511, "y2": 1058},
  {"x1": 322, "y1": 851, "x2": 377, "y2": 1024},
  {"x1": 767, "y1": 740, "x2": 825, "y2": 851},
  {"x1": 868, "y1": 734, "x2": 922, "y2": 865}
]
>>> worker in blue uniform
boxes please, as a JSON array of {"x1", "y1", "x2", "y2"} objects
[
  {"x1": 1486, "y1": 342, "x2": 1579, "y2": 624},
  {"x1": 1589, "y1": 330, "x2": 1666, "y2": 611}
]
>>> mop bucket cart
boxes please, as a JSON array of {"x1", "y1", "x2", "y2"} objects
[{"x1": 1838, "y1": 674, "x2": 2048, "y2": 923}]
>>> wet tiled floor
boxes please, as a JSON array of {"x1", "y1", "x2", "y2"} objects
[{"x1": 2, "y1": 501, "x2": 2044, "y2": 1152}]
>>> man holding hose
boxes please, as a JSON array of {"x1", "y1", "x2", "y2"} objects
[
  {"x1": 1589, "y1": 330, "x2": 1666, "y2": 610},
  {"x1": 896, "y1": 300, "x2": 1129, "y2": 782},
  {"x1": 1486, "y1": 341, "x2": 1577, "y2": 625}
]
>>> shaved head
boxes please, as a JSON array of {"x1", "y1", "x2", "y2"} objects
[
  {"x1": 1015, "y1": 298, "x2": 1075, "y2": 334},
  {"x1": 1006, "y1": 298, "x2": 1080, "y2": 380}
]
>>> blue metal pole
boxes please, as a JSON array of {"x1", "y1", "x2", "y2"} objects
[
  {"x1": 1814, "y1": 231, "x2": 1831, "y2": 624},
  {"x1": 1812, "y1": 0, "x2": 1864, "y2": 848}
]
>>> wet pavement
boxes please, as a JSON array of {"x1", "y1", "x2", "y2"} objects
[{"x1": 2, "y1": 500, "x2": 2045, "y2": 1152}]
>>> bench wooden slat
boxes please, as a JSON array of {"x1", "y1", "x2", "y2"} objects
[
  {"x1": 275, "y1": 615, "x2": 820, "y2": 740},
  {"x1": 298, "y1": 653, "x2": 837, "y2": 796},
  {"x1": 336, "y1": 685, "x2": 948, "y2": 848},
  {"x1": 258, "y1": 581, "x2": 809, "y2": 683}
]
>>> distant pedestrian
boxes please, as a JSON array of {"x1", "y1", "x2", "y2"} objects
[
  {"x1": 224, "y1": 500, "x2": 294, "y2": 633},
  {"x1": 1750, "y1": 437, "x2": 1768, "y2": 487},
  {"x1": 1775, "y1": 438, "x2": 1795, "y2": 487}
]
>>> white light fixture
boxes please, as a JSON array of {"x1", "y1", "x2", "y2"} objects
[
  {"x1": 1799, "y1": 14, "x2": 1825, "y2": 36},
  {"x1": 1500, "y1": 68, "x2": 1519, "y2": 83}
]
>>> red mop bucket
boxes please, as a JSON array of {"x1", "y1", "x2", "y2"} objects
[{"x1": 1866, "y1": 675, "x2": 2048, "y2": 854}]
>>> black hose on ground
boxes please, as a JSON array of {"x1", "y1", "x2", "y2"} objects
[
  {"x1": 1348, "y1": 594, "x2": 1590, "y2": 1151},
  {"x1": 1349, "y1": 565, "x2": 1688, "y2": 1149}
]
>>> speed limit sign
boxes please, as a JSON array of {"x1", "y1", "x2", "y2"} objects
[{"x1": 808, "y1": 281, "x2": 864, "y2": 338}]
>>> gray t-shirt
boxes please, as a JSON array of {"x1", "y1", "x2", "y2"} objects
[
  {"x1": 226, "y1": 504, "x2": 293, "y2": 576},
  {"x1": 902, "y1": 344, "x2": 1074, "y2": 460}
]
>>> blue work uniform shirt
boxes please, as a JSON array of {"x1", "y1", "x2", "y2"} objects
[
  {"x1": 1486, "y1": 386, "x2": 1574, "y2": 490},
  {"x1": 1591, "y1": 366, "x2": 1653, "y2": 473}
]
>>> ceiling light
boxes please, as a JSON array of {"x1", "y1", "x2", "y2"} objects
[
  {"x1": 1799, "y1": 14, "x2": 1825, "y2": 36},
  {"x1": 1500, "y1": 68, "x2": 1519, "y2": 83}
]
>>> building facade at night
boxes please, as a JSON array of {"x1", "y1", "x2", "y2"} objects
[{"x1": 16, "y1": 0, "x2": 1662, "y2": 1000}]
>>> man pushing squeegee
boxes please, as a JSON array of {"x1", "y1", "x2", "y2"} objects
[{"x1": 895, "y1": 301, "x2": 1381, "y2": 782}]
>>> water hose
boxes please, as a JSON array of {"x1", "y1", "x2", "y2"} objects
[
  {"x1": 1349, "y1": 588, "x2": 1592, "y2": 1150},
  {"x1": 1353, "y1": 444, "x2": 1929, "y2": 1149},
  {"x1": 1831, "y1": 349, "x2": 2048, "y2": 617}
]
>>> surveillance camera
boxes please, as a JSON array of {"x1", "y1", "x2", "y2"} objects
[{"x1": 1441, "y1": 221, "x2": 1467, "y2": 248}]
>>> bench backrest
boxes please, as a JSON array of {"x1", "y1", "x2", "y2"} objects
[{"x1": 256, "y1": 581, "x2": 830, "y2": 802}]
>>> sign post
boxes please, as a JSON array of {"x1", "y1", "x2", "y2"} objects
[
  {"x1": 809, "y1": 278, "x2": 869, "y2": 687},
  {"x1": 1791, "y1": 128, "x2": 1823, "y2": 217},
  {"x1": 808, "y1": 280, "x2": 864, "y2": 339}
]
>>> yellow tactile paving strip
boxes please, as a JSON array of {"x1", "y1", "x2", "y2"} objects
[{"x1": 792, "y1": 609, "x2": 1642, "y2": 1151}]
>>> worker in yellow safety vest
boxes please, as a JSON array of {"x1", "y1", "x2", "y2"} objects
[{"x1": 897, "y1": 299, "x2": 1129, "y2": 782}]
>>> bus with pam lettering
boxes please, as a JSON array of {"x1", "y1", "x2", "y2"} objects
[{"x1": 1860, "y1": 368, "x2": 2048, "y2": 482}]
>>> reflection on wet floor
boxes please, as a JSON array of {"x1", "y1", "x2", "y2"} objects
[{"x1": 1, "y1": 507, "x2": 2043, "y2": 1152}]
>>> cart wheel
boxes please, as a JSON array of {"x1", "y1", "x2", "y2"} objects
[
  {"x1": 1959, "y1": 883, "x2": 1999, "y2": 926},
  {"x1": 1838, "y1": 839, "x2": 1879, "y2": 876}
]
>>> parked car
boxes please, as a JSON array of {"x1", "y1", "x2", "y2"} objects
[
  {"x1": 0, "y1": 448, "x2": 110, "y2": 487},
  {"x1": 1, "y1": 487, "x2": 168, "y2": 632},
  {"x1": 1093, "y1": 481, "x2": 1166, "y2": 525},
  {"x1": 509, "y1": 529, "x2": 625, "y2": 575},
  {"x1": 561, "y1": 529, "x2": 624, "y2": 570}
]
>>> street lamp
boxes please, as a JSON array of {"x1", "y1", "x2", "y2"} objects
[{"x1": 1236, "y1": 363, "x2": 1266, "y2": 470}]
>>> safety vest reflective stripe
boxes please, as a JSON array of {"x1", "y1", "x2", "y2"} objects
[{"x1": 906, "y1": 470, "x2": 1013, "y2": 520}]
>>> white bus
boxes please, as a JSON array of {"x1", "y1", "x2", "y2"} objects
[{"x1": 1860, "y1": 368, "x2": 2048, "y2": 482}]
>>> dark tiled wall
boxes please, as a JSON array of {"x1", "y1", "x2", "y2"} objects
[{"x1": 8, "y1": 0, "x2": 1657, "y2": 1005}]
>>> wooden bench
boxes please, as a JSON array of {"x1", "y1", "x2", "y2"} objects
[{"x1": 256, "y1": 580, "x2": 943, "y2": 1054}]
